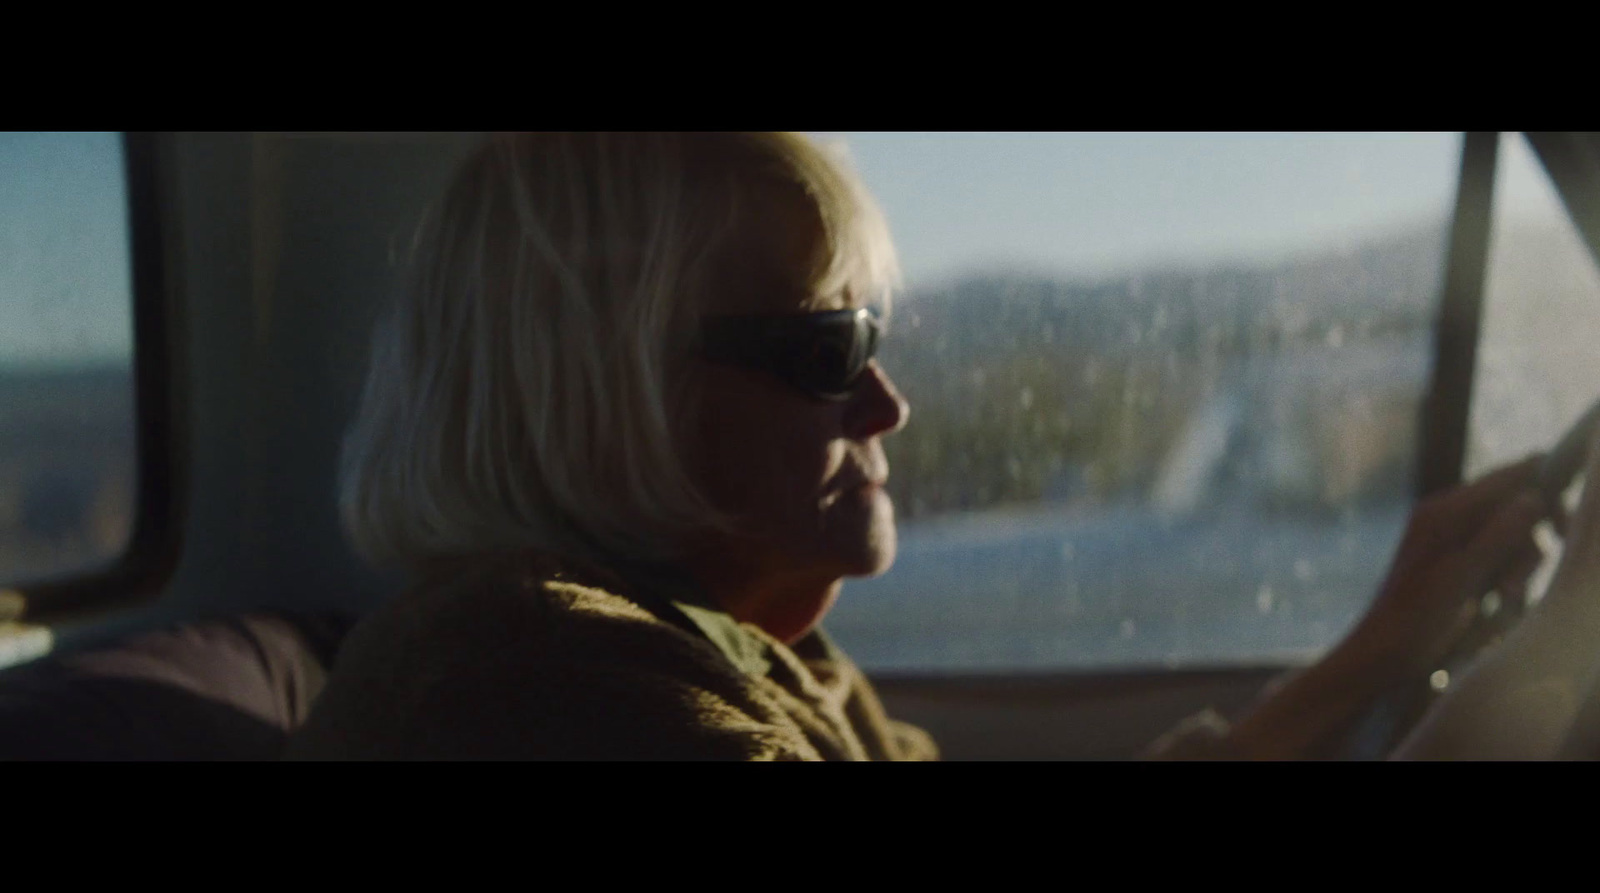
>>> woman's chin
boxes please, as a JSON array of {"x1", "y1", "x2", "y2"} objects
[{"x1": 827, "y1": 488, "x2": 898, "y2": 578}]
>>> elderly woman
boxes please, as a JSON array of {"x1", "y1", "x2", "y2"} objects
[{"x1": 289, "y1": 132, "x2": 1600, "y2": 760}]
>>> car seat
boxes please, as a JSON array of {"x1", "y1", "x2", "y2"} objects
[{"x1": 0, "y1": 612, "x2": 357, "y2": 760}]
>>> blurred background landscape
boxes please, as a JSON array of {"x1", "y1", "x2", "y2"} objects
[
  {"x1": 826, "y1": 213, "x2": 1600, "y2": 671},
  {"x1": 836, "y1": 220, "x2": 1444, "y2": 669},
  {"x1": 0, "y1": 366, "x2": 134, "y2": 583}
]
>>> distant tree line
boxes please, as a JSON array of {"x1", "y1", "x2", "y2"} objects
[{"x1": 879, "y1": 227, "x2": 1446, "y2": 523}]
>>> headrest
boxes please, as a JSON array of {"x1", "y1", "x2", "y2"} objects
[{"x1": 0, "y1": 612, "x2": 357, "y2": 760}]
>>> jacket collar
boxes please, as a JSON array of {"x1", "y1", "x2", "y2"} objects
[{"x1": 445, "y1": 549, "x2": 837, "y2": 682}]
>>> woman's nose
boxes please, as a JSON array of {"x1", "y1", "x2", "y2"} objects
[{"x1": 843, "y1": 361, "x2": 909, "y2": 439}]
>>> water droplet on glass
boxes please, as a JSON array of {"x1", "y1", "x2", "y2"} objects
[{"x1": 1481, "y1": 591, "x2": 1502, "y2": 618}]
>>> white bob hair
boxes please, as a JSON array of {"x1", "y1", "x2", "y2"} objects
[{"x1": 340, "y1": 132, "x2": 900, "y2": 573}]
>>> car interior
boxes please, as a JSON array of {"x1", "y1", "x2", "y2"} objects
[{"x1": 3, "y1": 131, "x2": 1600, "y2": 760}]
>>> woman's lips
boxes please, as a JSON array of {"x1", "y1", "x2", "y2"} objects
[
  {"x1": 822, "y1": 475, "x2": 888, "y2": 509},
  {"x1": 841, "y1": 475, "x2": 887, "y2": 492}
]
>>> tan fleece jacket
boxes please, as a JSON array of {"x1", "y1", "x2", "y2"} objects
[{"x1": 286, "y1": 555, "x2": 937, "y2": 761}]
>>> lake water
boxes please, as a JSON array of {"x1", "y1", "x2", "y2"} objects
[{"x1": 827, "y1": 499, "x2": 1411, "y2": 673}]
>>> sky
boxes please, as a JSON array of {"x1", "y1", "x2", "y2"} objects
[
  {"x1": 0, "y1": 131, "x2": 132, "y2": 369},
  {"x1": 818, "y1": 132, "x2": 1566, "y2": 289},
  {"x1": 0, "y1": 131, "x2": 1573, "y2": 368}
]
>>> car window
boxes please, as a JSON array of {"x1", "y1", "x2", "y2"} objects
[
  {"x1": 1465, "y1": 132, "x2": 1600, "y2": 601},
  {"x1": 819, "y1": 132, "x2": 1465, "y2": 672},
  {"x1": 0, "y1": 133, "x2": 137, "y2": 585}
]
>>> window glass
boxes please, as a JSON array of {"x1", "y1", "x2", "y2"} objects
[
  {"x1": 819, "y1": 132, "x2": 1464, "y2": 672},
  {"x1": 1465, "y1": 133, "x2": 1600, "y2": 600},
  {"x1": 0, "y1": 132, "x2": 137, "y2": 583}
]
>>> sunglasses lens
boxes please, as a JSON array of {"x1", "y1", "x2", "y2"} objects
[
  {"x1": 799, "y1": 311, "x2": 878, "y2": 399},
  {"x1": 702, "y1": 308, "x2": 881, "y2": 401},
  {"x1": 853, "y1": 312, "x2": 878, "y2": 374}
]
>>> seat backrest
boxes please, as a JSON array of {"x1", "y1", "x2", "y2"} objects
[{"x1": 0, "y1": 612, "x2": 356, "y2": 760}]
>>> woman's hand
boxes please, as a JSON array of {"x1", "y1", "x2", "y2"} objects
[
  {"x1": 1217, "y1": 457, "x2": 1548, "y2": 760},
  {"x1": 1394, "y1": 432, "x2": 1600, "y2": 759},
  {"x1": 1343, "y1": 456, "x2": 1548, "y2": 677}
]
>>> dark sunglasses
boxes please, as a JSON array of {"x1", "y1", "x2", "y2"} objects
[{"x1": 700, "y1": 307, "x2": 882, "y2": 401}]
